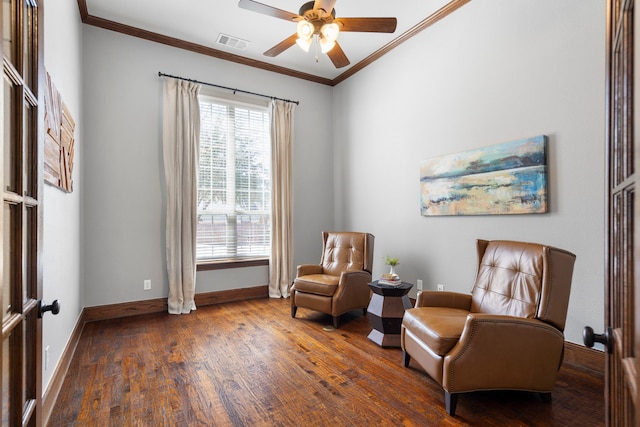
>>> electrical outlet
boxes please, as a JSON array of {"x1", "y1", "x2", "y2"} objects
[
  {"x1": 417, "y1": 279, "x2": 423, "y2": 290},
  {"x1": 144, "y1": 279, "x2": 151, "y2": 291},
  {"x1": 437, "y1": 284, "x2": 444, "y2": 291}
]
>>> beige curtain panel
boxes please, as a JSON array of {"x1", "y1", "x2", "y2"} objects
[
  {"x1": 269, "y1": 100, "x2": 296, "y2": 298},
  {"x1": 162, "y1": 77, "x2": 201, "y2": 314}
]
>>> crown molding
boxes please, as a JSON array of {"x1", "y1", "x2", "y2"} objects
[{"x1": 76, "y1": 0, "x2": 470, "y2": 86}]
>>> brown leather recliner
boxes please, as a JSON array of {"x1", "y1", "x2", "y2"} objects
[
  {"x1": 401, "y1": 239, "x2": 576, "y2": 416},
  {"x1": 291, "y1": 231, "x2": 374, "y2": 328}
]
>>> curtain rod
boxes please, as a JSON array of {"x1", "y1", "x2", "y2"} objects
[{"x1": 158, "y1": 72, "x2": 299, "y2": 105}]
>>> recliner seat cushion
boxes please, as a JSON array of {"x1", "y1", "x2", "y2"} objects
[
  {"x1": 293, "y1": 274, "x2": 339, "y2": 296},
  {"x1": 402, "y1": 307, "x2": 469, "y2": 356}
]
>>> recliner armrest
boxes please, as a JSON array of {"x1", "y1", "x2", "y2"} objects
[
  {"x1": 296, "y1": 264, "x2": 323, "y2": 276},
  {"x1": 338, "y1": 270, "x2": 372, "y2": 285},
  {"x1": 415, "y1": 291, "x2": 472, "y2": 310},
  {"x1": 333, "y1": 270, "x2": 372, "y2": 298},
  {"x1": 443, "y1": 313, "x2": 565, "y2": 393}
]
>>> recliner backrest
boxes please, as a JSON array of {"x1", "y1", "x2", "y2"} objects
[
  {"x1": 470, "y1": 240, "x2": 576, "y2": 331},
  {"x1": 471, "y1": 240, "x2": 543, "y2": 319},
  {"x1": 320, "y1": 232, "x2": 374, "y2": 276}
]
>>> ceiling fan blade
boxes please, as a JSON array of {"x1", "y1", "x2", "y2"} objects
[
  {"x1": 336, "y1": 17, "x2": 398, "y2": 33},
  {"x1": 327, "y1": 42, "x2": 350, "y2": 68},
  {"x1": 313, "y1": 0, "x2": 336, "y2": 14},
  {"x1": 238, "y1": 0, "x2": 300, "y2": 22},
  {"x1": 264, "y1": 33, "x2": 298, "y2": 57}
]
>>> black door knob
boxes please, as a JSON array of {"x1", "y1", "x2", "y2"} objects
[
  {"x1": 38, "y1": 300, "x2": 60, "y2": 318},
  {"x1": 583, "y1": 326, "x2": 612, "y2": 353}
]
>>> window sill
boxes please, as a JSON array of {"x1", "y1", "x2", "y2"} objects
[{"x1": 197, "y1": 258, "x2": 269, "y2": 271}]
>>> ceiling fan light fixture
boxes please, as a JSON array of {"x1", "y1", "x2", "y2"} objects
[
  {"x1": 320, "y1": 22, "x2": 339, "y2": 42},
  {"x1": 296, "y1": 20, "x2": 314, "y2": 40},
  {"x1": 319, "y1": 37, "x2": 336, "y2": 53},
  {"x1": 296, "y1": 36, "x2": 313, "y2": 52}
]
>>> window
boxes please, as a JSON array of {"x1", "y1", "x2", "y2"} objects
[{"x1": 197, "y1": 95, "x2": 271, "y2": 262}]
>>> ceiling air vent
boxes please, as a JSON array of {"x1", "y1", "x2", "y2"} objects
[{"x1": 216, "y1": 33, "x2": 249, "y2": 51}]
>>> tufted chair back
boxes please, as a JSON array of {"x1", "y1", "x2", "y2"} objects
[
  {"x1": 320, "y1": 231, "x2": 374, "y2": 276},
  {"x1": 470, "y1": 239, "x2": 575, "y2": 331}
]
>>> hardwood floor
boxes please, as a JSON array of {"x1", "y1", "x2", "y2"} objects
[{"x1": 48, "y1": 298, "x2": 604, "y2": 426}]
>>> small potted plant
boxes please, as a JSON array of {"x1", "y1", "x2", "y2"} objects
[{"x1": 384, "y1": 256, "x2": 399, "y2": 275}]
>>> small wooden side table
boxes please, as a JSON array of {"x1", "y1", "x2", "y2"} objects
[{"x1": 367, "y1": 281, "x2": 413, "y2": 348}]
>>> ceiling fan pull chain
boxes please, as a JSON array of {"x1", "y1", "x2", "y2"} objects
[{"x1": 314, "y1": 34, "x2": 319, "y2": 63}]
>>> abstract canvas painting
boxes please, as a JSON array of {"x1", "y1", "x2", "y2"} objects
[{"x1": 420, "y1": 135, "x2": 548, "y2": 216}]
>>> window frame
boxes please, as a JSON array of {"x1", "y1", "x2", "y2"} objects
[{"x1": 196, "y1": 90, "x2": 271, "y2": 269}]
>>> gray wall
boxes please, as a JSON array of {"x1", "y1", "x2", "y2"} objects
[
  {"x1": 81, "y1": 26, "x2": 335, "y2": 306},
  {"x1": 42, "y1": 0, "x2": 83, "y2": 392},
  {"x1": 332, "y1": 0, "x2": 606, "y2": 345}
]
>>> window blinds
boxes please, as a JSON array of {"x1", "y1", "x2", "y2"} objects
[{"x1": 197, "y1": 97, "x2": 271, "y2": 260}]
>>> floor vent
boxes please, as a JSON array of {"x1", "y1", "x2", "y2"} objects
[{"x1": 216, "y1": 33, "x2": 249, "y2": 51}]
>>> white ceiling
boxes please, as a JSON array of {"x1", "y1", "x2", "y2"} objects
[{"x1": 83, "y1": 0, "x2": 453, "y2": 82}]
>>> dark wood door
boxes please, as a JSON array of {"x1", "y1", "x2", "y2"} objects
[
  {"x1": 1, "y1": 0, "x2": 44, "y2": 425},
  {"x1": 602, "y1": 0, "x2": 637, "y2": 425}
]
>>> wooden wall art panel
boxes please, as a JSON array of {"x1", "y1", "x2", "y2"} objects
[{"x1": 44, "y1": 71, "x2": 75, "y2": 192}]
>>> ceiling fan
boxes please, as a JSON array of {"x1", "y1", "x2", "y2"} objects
[{"x1": 238, "y1": 0, "x2": 397, "y2": 68}]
